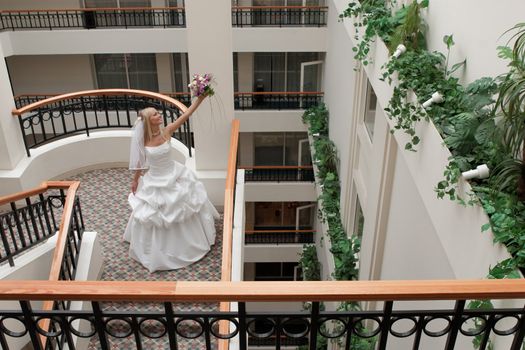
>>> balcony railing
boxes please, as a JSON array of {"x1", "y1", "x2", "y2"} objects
[
  {"x1": 11, "y1": 89, "x2": 192, "y2": 157},
  {"x1": 0, "y1": 7, "x2": 185, "y2": 31},
  {"x1": 0, "y1": 280, "x2": 524, "y2": 350},
  {"x1": 0, "y1": 182, "x2": 83, "y2": 268},
  {"x1": 234, "y1": 92, "x2": 324, "y2": 110},
  {"x1": 15, "y1": 92, "x2": 324, "y2": 111},
  {"x1": 232, "y1": 6, "x2": 328, "y2": 27},
  {"x1": 240, "y1": 166, "x2": 314, "y2": 182},
  {"x1": 245, "y1": 229, "x2": 315, "y2": 244}
]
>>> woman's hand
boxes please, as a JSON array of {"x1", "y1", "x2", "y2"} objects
[{"x1": 131, "y1": 179, "x2": 139, "y2": 194}]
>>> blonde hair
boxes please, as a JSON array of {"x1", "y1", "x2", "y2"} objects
[{"x1": 139, "y1": 107, "x2": 163, "y2": 144}]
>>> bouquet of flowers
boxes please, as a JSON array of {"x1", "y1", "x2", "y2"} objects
[{"x1": 189, "y1": 73, "x2": 215, "y2": 98}]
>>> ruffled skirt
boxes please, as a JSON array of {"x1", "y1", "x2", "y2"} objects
[{"x1": 123, "y1": 161, "x2": 219, "y2": 272}]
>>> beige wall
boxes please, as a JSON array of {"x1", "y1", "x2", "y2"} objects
[
  {"x1": 0, "y1": 0, "x2": 81, "y2": 10},
  {"x1": 7, "y1": 54, "x2": 95, "y2": 95}
]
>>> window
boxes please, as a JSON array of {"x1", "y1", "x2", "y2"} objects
[
  {"x1": 172, "y1": 53, "x2": 189, "y2": 92},
  {"x1": 94, "y1": 54, "x2": 158, "y2": 91},
  {"x1": 253, "y1": 53, "x2": 321, "y2": 92},
  {"x1": 254, "y1": 53, "x2": 285, "y2": 92},
  {"x1": 364, "y1": 79, "x2": 377, "y2": 140},
  {"x1": 84, "y1": 0, "x2": 152, "y2": 27},
  {"x1": 253, "y1": 201, "x2": 314, "y2": 229},
  {"x1": 233, "y1": 52, "x2": 239, "y2": 92},
  {"x1": 254, "y1": 262, "x2": 299, "y2": 281},
  {"x1": 253, "y1": 132, "x2": 311, "y2": 166},
  {"x1": 354, "y1": 195, "x2": 364, "y2": 240}
]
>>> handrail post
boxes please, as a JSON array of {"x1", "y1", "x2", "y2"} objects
[
  {"x1": 20, "y1": 300, "x2": 43, "y2": 350},
  {"x1": 444, "y1": 300, "x2": 466, "y2": 350},
  {"x1": 308, "y1": 301, "x2": 320, "y2": 350}
]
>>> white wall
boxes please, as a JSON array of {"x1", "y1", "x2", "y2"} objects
[
  {"x1": 0, "y1": 29, "x2": 188, "y2": 57},
  {"x1": 424, "y1": 0, "x2": 525, "y2": 84},
  {"x1": 321, "y1": 0, "x2": 517, "y2": 284},
  {"x1": 233, "y1": 28, "x2": 327, "y2": 52},
  {"x1": 244, "y1": 182, "x2": 316, "y2": 202},
  {"x1": 0, "y1": 0, "x2": 80, "y2": 9},
  {"x1": 7, "y1": 54, "x2": 95, "y2": 95},
  {"x1": 236, "y1": 110, "x2": 307, "y2": 132}
]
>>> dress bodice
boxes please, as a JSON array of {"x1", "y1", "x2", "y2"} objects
[{"x1": 145, "y1": 142, "x2": 173, "y2": 176}]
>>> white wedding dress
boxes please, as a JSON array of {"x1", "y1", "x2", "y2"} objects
[{"x1": 123, "y1": 141, "x2": 219, "y2": 272}]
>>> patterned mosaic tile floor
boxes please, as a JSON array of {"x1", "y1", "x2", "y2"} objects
[{"x1": 68, "y1": 167, "x2": 223, "y2": 349}]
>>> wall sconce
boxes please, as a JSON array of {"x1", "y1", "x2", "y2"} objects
[
  {"x1": 392, "y1": 44, "x2": 407, "y2": 58},
  {"x1": 422, "y1": 92, "x2": 444, "y2": 109},
  {"x1": 462, "y1": 164, "x2": 490, "y2": 180}
]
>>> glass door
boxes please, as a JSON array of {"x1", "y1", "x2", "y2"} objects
[{"x1": 300, "y1": 60, "x2": 323, "y2": 107}]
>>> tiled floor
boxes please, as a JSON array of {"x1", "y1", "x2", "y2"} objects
[{"x1": 69, "y1": 168, "x2": 223, "y2": 349}]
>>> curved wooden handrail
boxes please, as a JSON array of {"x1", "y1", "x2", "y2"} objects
[
  {"x1": 1, "y1": 279, "x2": 525, "y2": 302},
  {"x1": 0, "y1": 7, "x2": 183, "y2": 14},
  {"x1": 11, "y1": 89, "x2": 189, "y2": 116},
  {"x1": 232, "y1": 6, "x2": 328, "y2": 10},
  {"x1": 0, "y1": 180, "x2": 78, "y2": 205},
  {"x1": 239, "y1": 165, "x2": 313, "y2": 169}
]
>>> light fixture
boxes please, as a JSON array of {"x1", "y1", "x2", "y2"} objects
[
  {"x1": 462, "y1": 164, "x2": 490, "y2": 180},
  {"x1": 392, "y1": 44, "x2": 407, "y2": 58},
  {"x1": 422, "y1": 92, "x2": 444, "y2": 109},
  {"x1": 312, "y1": 133, "x2": 320, "y2": 137}
]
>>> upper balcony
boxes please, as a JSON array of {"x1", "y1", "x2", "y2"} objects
[
  {"x1": 0, "y1": 4, "x2": 327, "y2": 55},
  {"x1": 0, "y1": 5, "x2": 327, "y2": 32}
]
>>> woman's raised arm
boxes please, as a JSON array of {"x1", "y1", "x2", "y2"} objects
[{"x1": 163, "y1": 95, "x2": 207, "y2": 136}]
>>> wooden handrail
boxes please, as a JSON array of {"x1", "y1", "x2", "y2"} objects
[
  {"x1": 232, "y1": 6, "x2": 328, "y2": 10},
  {"x1": 221, "y1": 119, "x2": 240, "y2": 284},
  {"x1": 218, "y1": 119, "x2": 240, "y2": 349},
  {"x1": 0, "y1": 7, "x2": 183, "y2": 14},
  {"x1": 1, "y1": 280, "x2": 525, "y2": 301},
  {"x1": 11, "y1": 89, "x2": 188, "y2": 116},
  {"x1": 239, "y1": 165, "x2": 313, "y2": 169},
  {"x1": 0, "y1": 180, "x2": 78, "y2": 205},
  {"x1": 0, "y1": 180, "x2": 80, "y2": 348}
]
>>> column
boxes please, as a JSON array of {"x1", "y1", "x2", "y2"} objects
[
  {"x1": 0, "y1": 47, "x2": 25, "y2": 170},
  {"x1": 185, "y1": 0, "x2": 234, "y2": 170}
]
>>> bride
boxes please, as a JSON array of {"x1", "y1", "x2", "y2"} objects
[{"x1": 123, "y1": 94, "x2": 219, "y2": 272}]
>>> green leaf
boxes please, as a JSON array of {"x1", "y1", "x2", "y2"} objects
[
  {"x1": 443, "y1": 34, "x2": 455, "y2": 49},
  {"x1": 481, "y1": 223, "x2": 491, "y2": 232}
]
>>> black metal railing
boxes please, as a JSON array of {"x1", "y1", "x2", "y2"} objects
[
  {"x1": 0, "y1": 192, "x2": 59, "y2": 267},
  {"x1": 234, "y1": 92, "x2": 323, "y2": 110},
  {"x1": 245, "y1": 230, "x2": 315, "y2": 244},
  {"x1": 14, "y1": 94, "x2": 192, "y2": 157},
  {"x1": 0, "y1": 7, "x2": 185, "y2": 31},
  {"x1": 0, "y1": 191, "x2": 84, "y2": 269},
  {"x1": 0, "y1": 294, "x2": 524, "y2": 350},
  {"x1": 241, "y1": 166, "x2": 315, "y2": 182},
  {"x1": 16, "y1": 92, "x2": 322, "y2": 111},
  {"x1": 58, "y1": 196, "x2": 85, "y2": 282},
  {"x1": 232, "y1": 6, "x2": 328, "y2": 27}
]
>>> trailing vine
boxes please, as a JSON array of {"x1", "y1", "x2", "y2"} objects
[{"x1": 302, "y1": 105, "x2": 376, "y2": 349}]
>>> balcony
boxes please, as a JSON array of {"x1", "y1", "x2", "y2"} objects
[
  {"x1": 0, "y1": 7, "x2": 186, "y2": 31},
  {"x1": 232, "y1": 6, "x2": 328, "y2": 27},
  {"x1": 15, "y1": 92, "x2": 323, "y2": 111},
  {"x1": 241, "y1": 166, "x2": 314, "y2": 182}
]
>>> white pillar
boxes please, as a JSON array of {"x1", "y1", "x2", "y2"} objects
[
  {"x1": 0, "y1": 47, "x2": 25, "y2": 170},
  {"x1": 185, "y1": 0, "x2": 234, "y2": 170}
]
